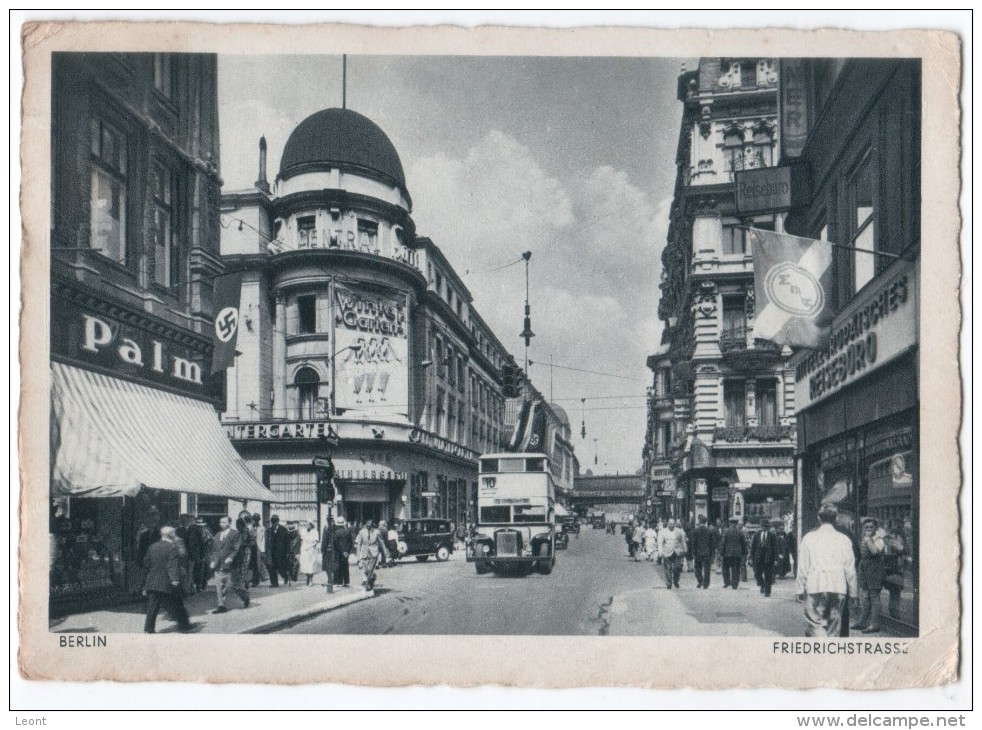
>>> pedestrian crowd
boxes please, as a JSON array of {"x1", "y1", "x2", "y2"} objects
[
  {"x1": 137, "y1": 508, "x2": 398, "y2": 634},
  {"x1": 612, "y1": 514, "x2": 797, "y2": 595}
]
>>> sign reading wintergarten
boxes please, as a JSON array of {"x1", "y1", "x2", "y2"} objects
[
  {"x1": 225, "y1": 421, "x2": 339, "y2": 442},
  {"x1": 794, "y1": 262, "x2": 917, "y2": 409}
]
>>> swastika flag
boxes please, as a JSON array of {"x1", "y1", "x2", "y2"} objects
[
  {"x1": 750, "y1": 228, "x2": 834, "y2": 348},
  {"x1": 210, "y1": 271, "x2": 244, "y2": 374}
]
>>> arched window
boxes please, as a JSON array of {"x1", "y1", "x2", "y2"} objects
[{"x1": 294, "y1": 367, "x2": 320, "y2": 419}]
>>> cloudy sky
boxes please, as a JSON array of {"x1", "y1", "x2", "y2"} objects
[{"x1": 218, "y1": 54, "x2": 688, "y2": 474}]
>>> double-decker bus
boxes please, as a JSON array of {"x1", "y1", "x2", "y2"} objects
[{"x1": 467, "y1": 452, "x2": 556, "y2": 575}]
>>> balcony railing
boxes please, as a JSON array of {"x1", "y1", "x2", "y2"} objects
[{"x1": 714, "y1": 424, "x2": 795, "y2": 444}]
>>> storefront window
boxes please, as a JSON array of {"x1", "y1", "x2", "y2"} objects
[
  {"x1": 50, "y1": 497, "x2": 125, "y2": 599},
  {"x1": 267, "y1": 469, "x2": 317, "y2": 524}
]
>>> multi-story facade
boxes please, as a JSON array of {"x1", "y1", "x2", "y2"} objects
[
  {"x1": 219, "y1": 107, "x2": 521, "y2": 531},
  {"x1": 49, "y1": 53, "x2": 273, "y2": 604},
  {"x1": 651, "y1": 58, "x2": 796, "y2": 527},
  {"x1": 641, "y1": 345, "x2": 675, "y2": 520},
  {"x1": 780, "y1": 59, "x2": 920, "y2": 634}
]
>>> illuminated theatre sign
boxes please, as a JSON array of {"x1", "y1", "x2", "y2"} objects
[{"x1": 794, "y1": 263, "x2": 917, "y2": 410}]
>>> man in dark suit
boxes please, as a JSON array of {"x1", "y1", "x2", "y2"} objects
[
  {"x1": 187, "y1": 517, "x2": 213, "y2": 592},
  {"x1": 751, "y1": 520, "x2": 782, "y2": 597},
  {"x1": 266, "y1": 514, "x2": 291, "y2": 587},
  {"x1": 719, "y1": 517, "x2": 748, "y2": 589},
  {"x1": 691, "y1": 515, "x2": 717, "y2": 589},
  {"x1": 209, "y1": 515, "x2": 249, "y2": 613},
  {"x1": 143, "y1": 526, "x2": 193, "y2": 633},
  {"x1": 330, "y1": 516, "x2": 354, "y2": 587}
]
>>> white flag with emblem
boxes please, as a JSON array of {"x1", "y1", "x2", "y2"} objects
[{"x1": 749, "y1": 228, "x2": 834, "y2": 348}]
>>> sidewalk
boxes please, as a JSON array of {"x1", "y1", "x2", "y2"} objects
[
  {"x1": 605, "y1": 570, "x2": 807, "y2": 637},
  {"x1": 49, "y1": 577, "x2": 375, "y2": 635}
]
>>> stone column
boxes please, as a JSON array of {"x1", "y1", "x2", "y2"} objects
[{"x1": 272, "y1": 293, "x2": 287, "y2": 418}]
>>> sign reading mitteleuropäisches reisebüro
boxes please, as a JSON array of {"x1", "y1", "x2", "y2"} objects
[{"x1": 793, "y1": 262, "x2": 917, "y2": 410}]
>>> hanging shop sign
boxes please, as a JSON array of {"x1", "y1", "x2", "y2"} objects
[
  {"x1": 793, "y1": 262, "x2": 917, "y2": 410},
  {"x1": 779, "y1": 59, "x2": 810, "y2": 160},
  {"x1": 712, "y1": 487, "x2": 730, "y2": 502},
  {"x1": 734, "y1": 164, "x2": 809, "y2": 215},
  {"x1": 51, "y1": 294, "x2": 220, "y2": 401}
]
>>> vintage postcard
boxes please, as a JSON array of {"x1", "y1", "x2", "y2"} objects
[{"x1": 17, "y1": 21, "x2": 962, "y2": 690}]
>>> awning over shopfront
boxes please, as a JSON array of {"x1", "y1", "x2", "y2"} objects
[
  {"x1": 735, "y1": 468, "x2": 794, "y2": 486},
  {"x1": 51, "y1": 362, "x2": 276, "y2": 502}
]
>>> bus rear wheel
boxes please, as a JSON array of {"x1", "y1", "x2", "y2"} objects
[
  {"x1": 475, "y1": 560, "x2": 491, "y2": 575},
  {"x1": 536, "y1": 544, "x2": 553, "y2": 575}
]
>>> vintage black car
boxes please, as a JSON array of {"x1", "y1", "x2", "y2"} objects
[{"x1": 395, "y1": 519, "x2": 455, "y2": 562}]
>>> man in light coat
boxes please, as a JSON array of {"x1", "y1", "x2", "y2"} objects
[
  {"x1": 796, "y1": 505, "x2": 859, "y2": 637},
  {"x1": 355, "y1": 520, "x2": 391, "y2": 591},
  {"x1": 658, "y1": 518, "x2": 688, "y2": 589}
]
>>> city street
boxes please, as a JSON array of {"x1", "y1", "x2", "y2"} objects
[{"x1": 279, "y1": 527, "x2": 804, "y2": 636}]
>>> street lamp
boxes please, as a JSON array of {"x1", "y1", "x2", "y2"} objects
[
  {"x1": 328, "y1": 341, "x2": 362, "y2": 418},
  {"x1": 321, "y1": 340, "x2": 361, "y2": 595}
]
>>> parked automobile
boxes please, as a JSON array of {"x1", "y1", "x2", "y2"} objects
[{"x1": 395, "y1": 519, "x2": 454, "y2": 562}]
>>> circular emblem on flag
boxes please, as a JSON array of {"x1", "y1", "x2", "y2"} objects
[
  {"x1": 215, "y1": 306, "x2": 239, "y2": 343},
  {"x1": 764, "y1": 262, "x2": 825, "y2": 317}
]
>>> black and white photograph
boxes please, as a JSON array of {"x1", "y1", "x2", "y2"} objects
[{"x1": 16, "y1": 18, "x2": 963, "y2": 697}]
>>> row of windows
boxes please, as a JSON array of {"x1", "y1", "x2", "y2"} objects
[
  {"x1": 723, "y1": 379, "x2": 780, "y2": 428},
  {"x1": 88, "y1": 117, "x2": 184, "y2": 290}
]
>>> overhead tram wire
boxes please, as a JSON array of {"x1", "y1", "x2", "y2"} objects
[{"x1": 527, "y1": 359, "x2": 644, "y2": 382}]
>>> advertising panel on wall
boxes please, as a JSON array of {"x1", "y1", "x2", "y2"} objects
[{"x1": 333, "y1": 283, "x2": 409, "y2": 417}]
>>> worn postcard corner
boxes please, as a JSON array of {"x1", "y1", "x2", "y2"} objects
[{"x1": 17, "y1": 20, "x2": 962, "y2": 690}]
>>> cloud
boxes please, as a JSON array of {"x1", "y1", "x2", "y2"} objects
[{"x1": 406, "y1": 131, "x2": 669, "y2": 471}]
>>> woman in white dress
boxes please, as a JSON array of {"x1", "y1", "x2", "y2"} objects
[
  {"x1": 644, "y1": 524, "x2": 658, "y2": 561},
  {"x1": 298, "y1": 521, "x2": 321, "y2": 586}
]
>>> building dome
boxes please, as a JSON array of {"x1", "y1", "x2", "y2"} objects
[
  {"x1": 549, "y1": 403, "x2": 571, "y2": 431},
  {"x1": 278, "y1": 108, "x2": 409, "y2": 200}
]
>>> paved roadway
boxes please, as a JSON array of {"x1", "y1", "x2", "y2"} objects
[{"x1": 279, "y1": 526, "x2": 805, "y2": 636}]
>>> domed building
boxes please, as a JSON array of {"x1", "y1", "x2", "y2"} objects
[{"x1": 219, "y1": 108, "x2": 516, "y2": 530}]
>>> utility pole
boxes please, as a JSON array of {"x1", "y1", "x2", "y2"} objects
[
  {"x1": 519, "y1": 251, "x2": 534, "y2": 376},
  {"x1": 342, "y1": 54, "x2": 347, "y2": 109}
]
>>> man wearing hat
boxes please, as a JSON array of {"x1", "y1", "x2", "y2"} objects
[
  {"x1": 266, "y1": 514, "x2": 291, "y2": 587},
  {"x1": 852, "y1": 516, "x2": 887, "y2": 633},
  {"x1": 326, "y1": 515, "x2": 353, "y2": 587},
  {"x1": 751, "y1": 519, "x2": 782, "y2": 597},
  {"x1": 718, "y1": 517, "x2": 748, "y2": 589},
  {"x1": 187, "y1": 517, "x2": 213, "y2": 592},
  {"x1": 796, "y1": 505, "x2": 859, "y2": 637}
]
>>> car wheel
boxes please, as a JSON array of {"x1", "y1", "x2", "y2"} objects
[
  {"x1": 397, "y1": 541, "x2": 408, "y2": 556},
  {"x1": 415, "y1": 555, "x2": 428, "y2": 562},
  {"x1": 435, "y1": 545, "x2": 450, "y2": 562},
  {"x1": 475, "y1": 560, "x2": 491, "y2": 575}
]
